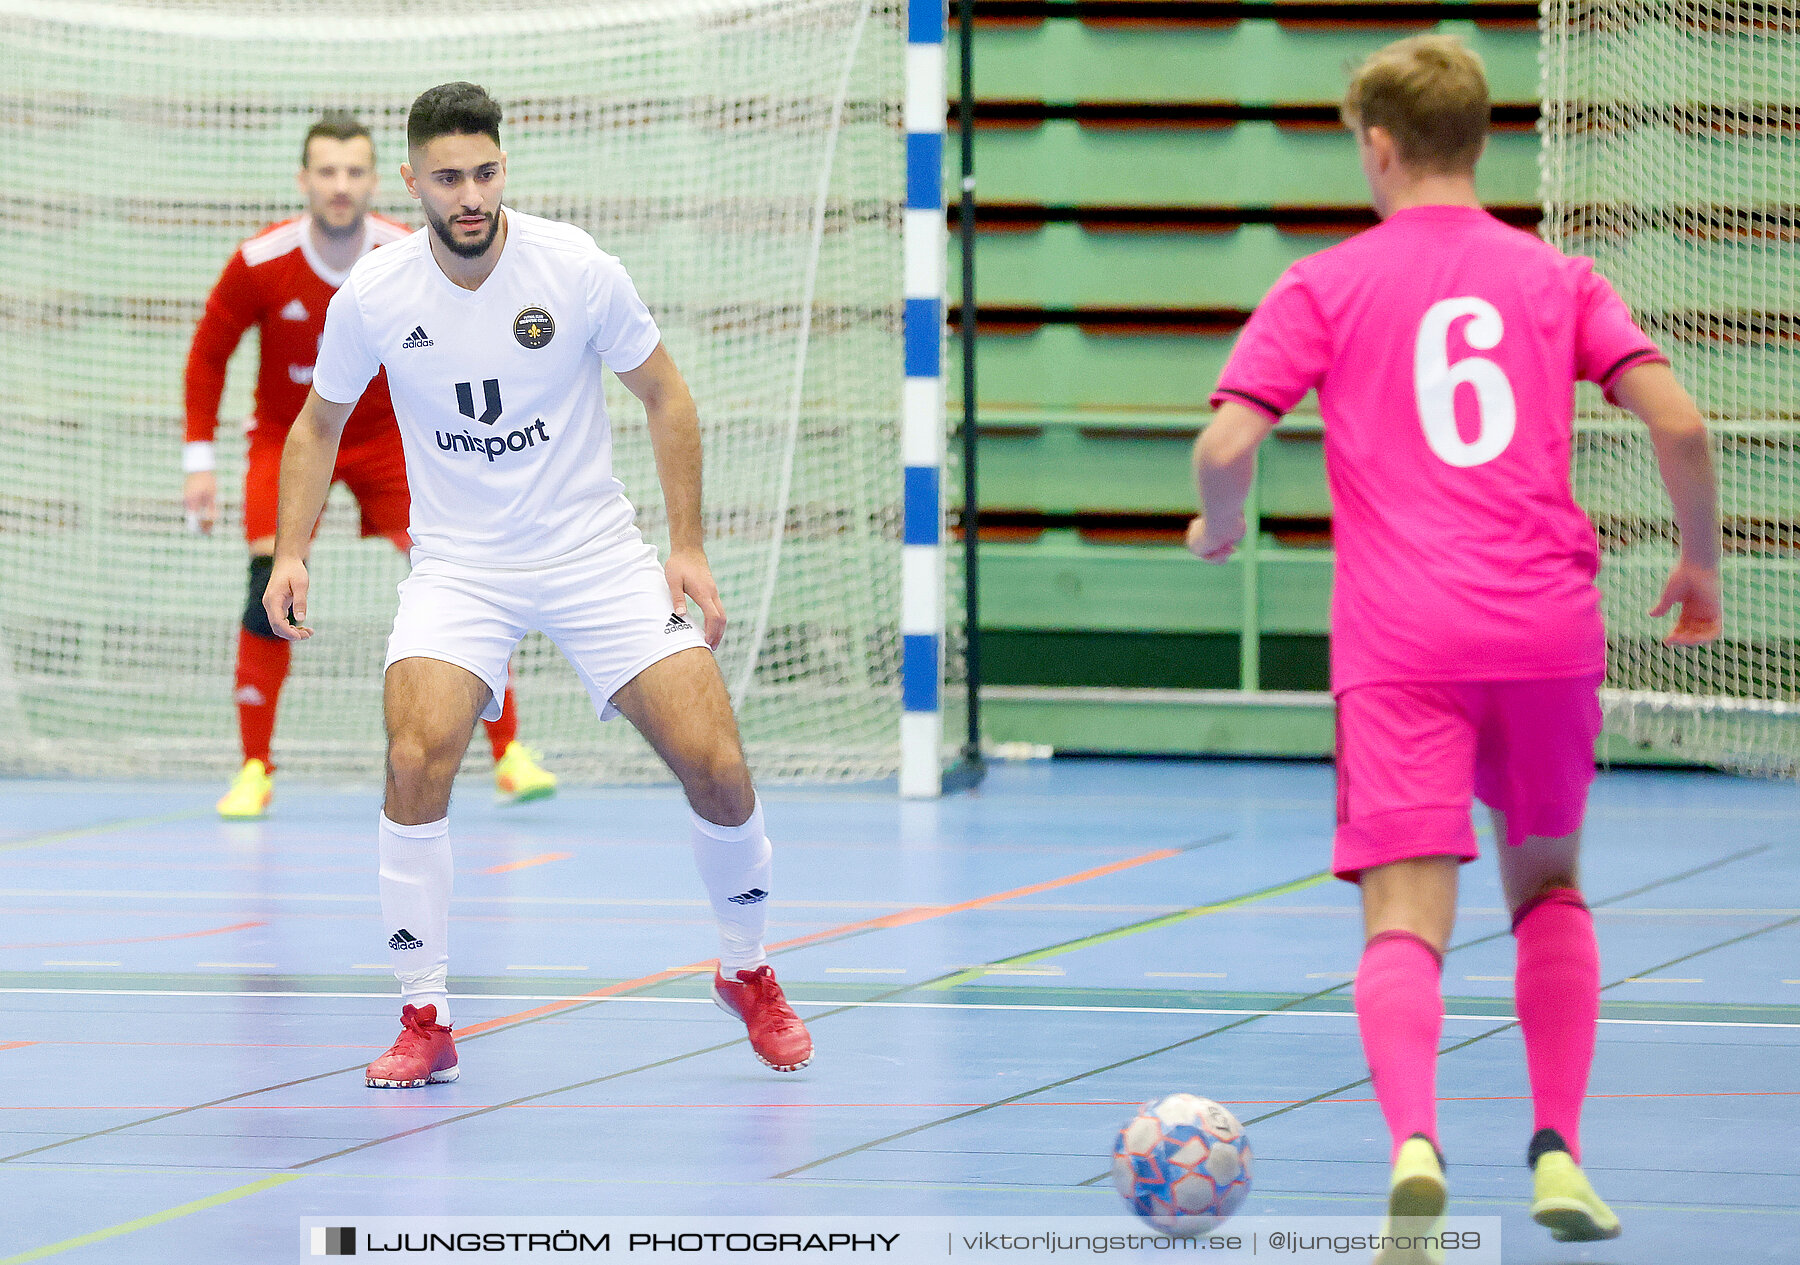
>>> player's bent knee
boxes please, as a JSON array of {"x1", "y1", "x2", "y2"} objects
[
  {"x1": 385, "y1": 734, "x2": 459, "y2": 794},
  {"x1": 706, "y1": 748, "x2": 754, "y2": 797},
  {"x1": 682, "y1": 750, "x2": 755, "y2": 824},
  {"x1": 242, "y1": 555, "x2": 280, "y2": 640},
  {"x1": 1521, "y1": 873, "x2": 1583, "y2": 905}
]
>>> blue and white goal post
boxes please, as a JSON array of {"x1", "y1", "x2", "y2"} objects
[{"x1": 900, "y1": 0, "x2": 948, "y2": 798}]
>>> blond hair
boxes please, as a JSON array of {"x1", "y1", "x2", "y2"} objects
[{"x1": 1342, "y1": 34, "x2": 1489, "y2": 174}]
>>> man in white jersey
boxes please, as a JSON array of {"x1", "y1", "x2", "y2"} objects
[{"x1": 264, "y1": 82, "x2": 812, "y2": 1085}]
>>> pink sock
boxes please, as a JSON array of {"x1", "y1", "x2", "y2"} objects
[
  {"x1": 1513, "y1": 888, "x2": 1599, "y2": 1164},
  {"x1": 1356, "y1": 929, "x2": 1444, "y2": 1162}
]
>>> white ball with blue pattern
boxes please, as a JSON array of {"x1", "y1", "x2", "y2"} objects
[{"x1": 1111, "y1": 1093, "x2": 1253, "y2": 1235}]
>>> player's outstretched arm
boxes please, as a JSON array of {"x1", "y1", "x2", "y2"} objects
[
  {"x1": 1187, "y1": 402, "x2": 1274, "y2": 563},
  {"x1": 263, "y1": 389, "x2": 355, "y2": 642},
  {"x1": 617, "y1": 344, "x2": 726, "y2": 649},
  {"x1": 1610, "y1": 362, "x2": 1724, "y2": 646}
]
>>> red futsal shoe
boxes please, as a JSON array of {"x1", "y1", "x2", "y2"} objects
[
  {"x1": 365, "y1": 1003, "x2": 459, "y2": 1088},
  {"x1": 712, "y1": 965, "x2": 813, "y2": 1071}
]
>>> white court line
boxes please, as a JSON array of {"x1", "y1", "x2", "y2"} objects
[
  {"x1": 2, "y1": 988, "x2": 1797, "y2": 1030},
  {"x1": 1626, "y1": 978, "x2": 1704, "y2": 984},
  {"x1": 39, "y1": 960, "x2": 119, "y2": 967},
  {"x1": 3, "y1": 888, "x2": 1795, "y2": 917},
  {"x1": 825, "y1": 968, "x2": 907, "y2": 974},
  {"x1": 195, "y1": 962, "x2": 276, "y2": 969},
  {"x1": 1144, "y1": 971, "x2": 1231, "y2": 986}
]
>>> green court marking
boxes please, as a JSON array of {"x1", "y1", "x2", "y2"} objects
[
  {"x1": 0, "y1": 810, "x2": 206, "y2": 855},
  {"x1": 927, "y1": 870, "x2": 1333, "y2": 990},
  {"x1": 7, "y1": 973, "x2": 1797, "y2": 1029},
  {"x1": 0, "y1": 1173, "x2": 296, "y2": 1264}
]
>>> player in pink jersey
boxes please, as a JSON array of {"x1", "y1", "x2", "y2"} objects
[{"x1": 1188, "y1": 36, "x2": 1721, "y2": 1259}]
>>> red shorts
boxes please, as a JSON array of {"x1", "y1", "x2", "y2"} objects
[
  {"x1": 243, "y1": 431, "x2": 410, "y2": 544},
  {"x1": 1332, "y1": 674, "x2": 1604, "y2": 882}
]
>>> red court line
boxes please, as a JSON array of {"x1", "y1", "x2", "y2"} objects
[
  {"x1": 0, "y1": 1043, "x2": 37, "y2": 1053},
  {"x1": 8, "y1": 1089, "x2": 1798, "y2": 1112},
  {"x1": 20, "y1": 1088, "x2": 1800, "y2": 1111},
  {"x1": 8, "y1": 1041, "x2": 369, "y2": 1050},
  {"x1": 480, "y1": 852, "x2": 574, "y2": 875},
  {"x1": 0, "y1": 919, "x2": 266, "y2": 951},
  {"x1": 1028, "y1": 1090, "x2": 1800, "y2": 1106},
  {"x1": 454, "y1": 845, "x2": 1186, "y2": 1039}
]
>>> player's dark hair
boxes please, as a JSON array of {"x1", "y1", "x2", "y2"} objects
[
  {"x1": 407, "y1": 82, "x2": 503, "y2": 153},
  {"x1": 302, "y1": 112, "x2": 373, "y2": 167},
  {"x1": 1341, "y1": 34, "x2": 1489, "y2": 174}
]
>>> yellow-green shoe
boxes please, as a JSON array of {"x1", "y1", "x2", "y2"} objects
[
  {"x1": 1532, "y1": 1149, "x2": 1622, "y2": 1242},
  {"x1": 217, "y1": 758, "x2": 272, "y2": 819},
  {"x1": 495, "y1": 741, "x2": 557, "y2": 803},
  {"x1": 1375, "y1": 1135, "x2": 1448, "y2": 1265}
]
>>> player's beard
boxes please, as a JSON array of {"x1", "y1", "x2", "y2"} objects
[
  {"x1": 426, "y1": 203, "x2": 499, "y2": 259},
  {"x1": 314, "y1": 210, "x2": 364, "y2": 241}
]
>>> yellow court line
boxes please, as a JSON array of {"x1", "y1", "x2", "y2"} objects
[
  {"x1": 0, "y1": 1173, "x2": 297, "y2": 1264},
  {"x1": 0, "y1": 810, "x2": 206, "y2": 855}
]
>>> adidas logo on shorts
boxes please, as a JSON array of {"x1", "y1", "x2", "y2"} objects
[
  {"x1": 388, "y1": 929, "x2": 424, "y2": 951},
  {"x1": 400, "y1": 325, "x2": 434, "y2": 349},
  {"x1": 665, "y1": 612, "x2": 692, "y2": 634},
  {"x1": 728, "y1": 888, "x2": 767, "y2": 906}
]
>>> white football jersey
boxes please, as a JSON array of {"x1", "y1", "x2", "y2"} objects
[{"x1": 313, "y1": 207, "x2": 662, "y2": 565}]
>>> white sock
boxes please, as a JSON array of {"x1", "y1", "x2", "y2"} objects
[
  {"x1": 690, "y1": 797, "x2": 772, "y2": 974},
  {"x1": 379, "y1": 812, "x2": 452, "y2": 1026}
]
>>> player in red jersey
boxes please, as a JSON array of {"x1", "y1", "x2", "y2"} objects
[
  {"x1": 183, "y1": 113, "x2": 557, "y2": 817},
  {"x1": 1189, "y1": 37, "x2": 1720, "y2": 1258}
]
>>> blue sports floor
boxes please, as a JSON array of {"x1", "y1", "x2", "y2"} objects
[{"x1": 0, "y1": 760, "x2": 1796, "y2": 1262}]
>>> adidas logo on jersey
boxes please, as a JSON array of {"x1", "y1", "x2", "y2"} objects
[
  {"x1": 665, "y1": 612, "x2": 692, "y2": 634},
  {"x1": 280, "y1": 299, "x2": 309, "y2": 321},
  {"x1": 388, "y1": 929, "x2": 424, "y2": 951},
  {"x1": 401, "y1": 325, "x2": 434, "y2": 349},
  {"x1": 727, "y1": 888, "x2": 767, "y2": 906}
]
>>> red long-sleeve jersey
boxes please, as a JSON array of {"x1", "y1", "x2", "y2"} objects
[{"x1": 184, "y1": 214, "x2": 412, "y2": 448}]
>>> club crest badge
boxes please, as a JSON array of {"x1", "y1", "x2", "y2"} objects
[{"x1": 514, "y1": 307, "x2": 554, "y2": 349}]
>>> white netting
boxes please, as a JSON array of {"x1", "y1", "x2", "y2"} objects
[
  {"x1": 1541, "y1": 0, "x2": 1800, "y2": 775},
  {"x1": 0, "y1": 0, "x2": 906, "y2": 782}
]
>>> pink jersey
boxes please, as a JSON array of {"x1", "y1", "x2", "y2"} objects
[{"x1": 1213, "y1": 204, "x2": 1665, "y2": 692}]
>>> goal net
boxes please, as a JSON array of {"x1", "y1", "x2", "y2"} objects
[
  {"x1": 0, "y1": 0, "x2": 907, "y2": 782},
  {"x1": 1541, "y1": 0, "x2": 1800, "y2": 776}
]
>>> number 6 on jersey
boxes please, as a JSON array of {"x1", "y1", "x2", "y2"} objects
[{"x1": 1414, "y1": 296, "x2": 1516, "y2": 468}]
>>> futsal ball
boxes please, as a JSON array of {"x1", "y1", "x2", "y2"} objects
[{"x1": 1111, "y1": 1094, "x2": 1252, "y2": 1235}]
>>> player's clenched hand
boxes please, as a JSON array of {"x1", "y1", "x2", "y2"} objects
[
  {"x1": 263, "y1": 557, "x2": 313, "y2": 641},
  {"x1": 1186, "y1": 514, "x2": 1245, "y2": 564},
  {"x1": 666, "y1": 545, "x2": 726, "y2": 650},
  {"x1": 1650, "y1": 559, "x2": 1723, "y2": 646},
  {"x1": 183, "y1": 471, "x2": 217, "y2": 535}
]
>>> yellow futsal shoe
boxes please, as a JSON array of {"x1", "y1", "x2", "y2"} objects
[
  {"x1": 217, "y1": 759, "x2": 272, "y2": 819},
  {"x1": 495, "y1": 741, "x2": 557, "y2": 803},
  {"x1": 1375, "y1": 1135, "x2": 1449, "y2": 1265},
  {"x1": 1532, "y1": 1147, "x2": 1622, "y2": 1242}
]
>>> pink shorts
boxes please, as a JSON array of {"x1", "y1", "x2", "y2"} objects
[{"x1": 1332, "y1": 674, "x2": 1604, "y2": 882}]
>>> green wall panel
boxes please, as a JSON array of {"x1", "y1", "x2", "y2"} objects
[
  {"x1": 968, "y1": 20, "x2": 1540, "y2": 105},
  {"x1": 952, "y1": 122, "x2": 1541, "y2": 206},
  {"x1": 952, "y1": 223, "x2": 1355, "y2": 309}
]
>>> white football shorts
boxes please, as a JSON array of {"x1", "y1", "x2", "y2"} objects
[{"x1": 385, "y1": 525, "x2": 710, "y2": 723}]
